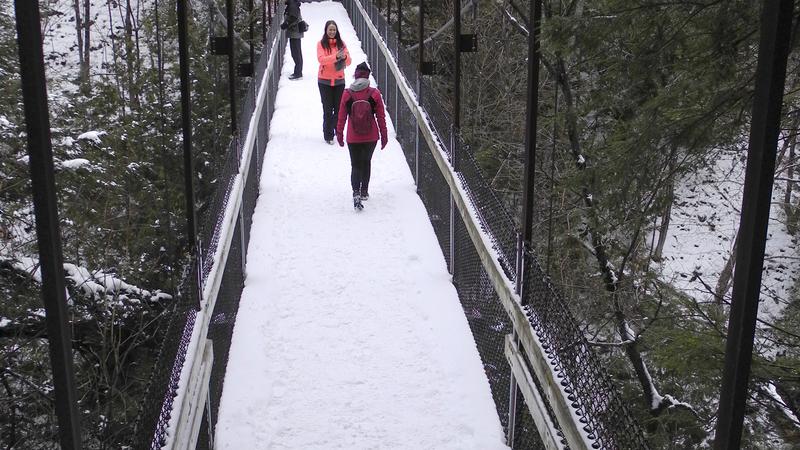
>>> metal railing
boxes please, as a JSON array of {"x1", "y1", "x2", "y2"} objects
[
  {"x1": 342, "y1": 0, "x2": 650, "y2": 448},
  {"x1": 132, "y1": 2, "x2": 286, "y2": 447}
]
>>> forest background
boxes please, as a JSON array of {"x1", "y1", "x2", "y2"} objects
[{"x1": 1, "y1": 0, "x2": 799, "y2": 448}]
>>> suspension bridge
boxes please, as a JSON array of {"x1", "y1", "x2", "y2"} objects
[{"x1": 12, "y1": 0, "x2": 794, "y2": 449}]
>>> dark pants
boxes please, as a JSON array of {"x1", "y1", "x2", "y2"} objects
[
  {"x1": 289, "y1": 38, "x2": 302, "y2": 76},
  {"x1": 318, "y1": 83, "x2": 344, "y2": 141},
  {"x1": 348, "y1": 142, "x2": 377, "y2": 194}
]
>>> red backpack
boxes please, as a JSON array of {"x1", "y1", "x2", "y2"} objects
[{"x1": 346, "y1": 88, "x2": 376, "y2": 135}]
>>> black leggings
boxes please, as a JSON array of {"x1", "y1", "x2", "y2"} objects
[
  {"x1": 348, "y1": 142, "x2": 377, "y2": 194},
  {"x1": 318, "y1": 83, "x2": 344, "y2": 141},
  {"x1": 289, "y1": 38, "x2": 302, "y2": 76}
]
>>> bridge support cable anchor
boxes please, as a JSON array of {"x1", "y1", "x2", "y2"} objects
[
  {"x1": 14, "y1": 1, "x2": 83, "y2": 447},
  {"x1": 714, "y1": 0, "x2": 794, "y2": 448}
]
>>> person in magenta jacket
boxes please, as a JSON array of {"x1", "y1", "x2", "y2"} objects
[
  {"x1": 336, "y1": 62, "x2": 388, "y2": 208},
  {"x1": 317, "y1": 20, "x2": 351, "y2": 144}
]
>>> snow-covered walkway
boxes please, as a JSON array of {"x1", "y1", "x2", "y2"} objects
[{"x1": 214, "y1": 2, "x2": 507, "y2": 449}]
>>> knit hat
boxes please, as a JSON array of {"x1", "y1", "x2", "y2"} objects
[{"x1": 354, "y1": 62, "x2": 371, "y2": 79}]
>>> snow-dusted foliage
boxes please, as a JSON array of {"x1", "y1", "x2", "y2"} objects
[{"x1": 0, "y1": 0, "x2": 239, "y2": 446}]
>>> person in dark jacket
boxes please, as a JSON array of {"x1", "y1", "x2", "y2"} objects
[
  {"x1": 336, "y1": 62, "x2": 388, "y2": 209},
  {"x1": 280, "y1": 0, "x2": 305, "y2": 80},
  {"x1": 317, "y1": 21, "x2": 351, "y2": 144}
]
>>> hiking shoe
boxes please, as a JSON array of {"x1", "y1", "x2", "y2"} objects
[
  {"x1": 288, "y1": 74, "x2": 302, "y2": 80},
  {"x1": 325, "y1": 139, "x2": 334, "y2": 145},
  {"x1": 360, "y1": 189, "x2": 369, "y2": 200},
  {"x1": 353, "y1": 193, "x2": 364, "y2": 210}
]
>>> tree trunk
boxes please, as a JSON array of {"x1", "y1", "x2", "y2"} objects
[
  {"x1": 83, "y1": 0, "x2": 91, "y2": 90},
  {"x1": 545, "y1": 18, "x2": 695, "y2": 417},
  {"x1": 106, "y1": 2, "x2": 126, "y2": 119},
  {"x1": 125, "y1": 0, "x2": 140, "y2": 110},
  {"x1": 652, "y1": 177, "x2": 674, "y2": 262},
  {"x1": 783, "y1": 120, "x2": 798, "y2": 233},
  {"x1": 73, "y1": 0, "x2": 86, "y2": 85},
  {"x1": 715, "y1": 232, "x2": 738, "y2": 303}
]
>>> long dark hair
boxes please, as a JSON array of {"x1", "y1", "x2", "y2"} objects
[{"x1": 320, "y1": 20, "x2": 345, "y2": 53}]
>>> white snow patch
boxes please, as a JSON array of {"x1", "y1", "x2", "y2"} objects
[
  {"x1": 77, "y1": 131, "x2": 107, "y2": 144},
  {"x1": 765, "y1": 382, "x2": 800, "y2": 426},
  {"x1": 12, "y1": 256, "x2": 41, "y2": 282},
  {"x1": 659, "y1": 150, "x2": 799, "y2": 320},
  {"x1": 58, "y1": 158, "x2": 91, "y2": 170}
]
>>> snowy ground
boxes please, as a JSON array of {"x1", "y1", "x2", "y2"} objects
[
  {"x1": 214, "y1": 3, "x2": 508, "y2": 449},
  {"x1": 660, "y1": 150, "x2": 799, "y2": 321}
]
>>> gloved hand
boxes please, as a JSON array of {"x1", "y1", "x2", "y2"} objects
[
  {"x1": 336, "y1": 49, "x2": 344, "y2": 60},
  {"x1": 280, "y1": 21, "x2": 288, "y2": 30},
  {"x1": 380, "y1": 136, "x2": 388, "y2": 149},
  {"x1": 338, "y1": 138, "x2": 345, "y2": 147}
]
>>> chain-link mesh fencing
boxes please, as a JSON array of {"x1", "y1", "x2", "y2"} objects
[
  {"x1": 132, "y1": 3, "x2": 285, "y2": 447},
  {"x1": 344, "y1": 0, "x2": 649, "y2": 447}
]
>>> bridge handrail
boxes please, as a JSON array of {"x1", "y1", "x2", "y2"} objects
[
  {"x1": 344, "y1": 0, "x2": 650, "y2": 448},
  {"x1": 132, "y1": 5, "x2": 286, "y2": 448}
]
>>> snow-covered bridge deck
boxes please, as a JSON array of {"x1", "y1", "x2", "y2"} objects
[{"x1": 214, "y1": 3, "x2": 507, "y2": 448}]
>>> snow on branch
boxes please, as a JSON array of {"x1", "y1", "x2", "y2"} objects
[
  {"x1": 76, "y1": 130, "x2": 107, "y2": 144},
  {"x1": 493, "y1": 0, "x2": 529, "y2": 36},
  {"x1": 1, "y1": 256, "x2": 173, "y2": 340},
  {"x1": 587, "y1": 338, "x2": 636, "y2": 347},
  {"x1": 56, "y1": 158, "x2": 91, "y2": 171}
]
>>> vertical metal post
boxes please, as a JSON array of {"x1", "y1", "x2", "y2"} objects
[
  {"x1": 249, "y1": 0, "x2": 255, "y2": 67},
  {"x1": 714, "y1": 1, "x2": 793, "y2": 448},
  {"x1": 178, "y1": 0, "x2": 198, "y2": 251},
  {"x1": 240, "y1": 208, "x2": 247, "y2": 272},
  {"x1": 262, "y1": 0, "x2": 267, "y2": 41},
  {"x1": 518, "y1": 0, "x2": 542, "y2": 305},
  {"x1": 509, "y1": 0, "x2": 541, "y2": 444},
  {"x1": 227, "y1": 0, "x2": 238, "y2": 134},
  {"x1": 546, "y1": 86, "x2": 559, "y2": 273},
  {"x1": 13, "y1": 1, "x2": 82, "y2": 448},
  {"x1": 450, "y1": 192, "x2": 456, "y2": 275},
  {"x1": 507, "y1": 353, "x2": 518, "y2": 446},
  {"x1": 415, "y1": 124, "x2": 420, "y2": 188},
  {"x1": 415, "y1": 0, "x2": 423, "y2": 190},
  {"x1": 386, "y1": 6, "x2": 390, "y2": 89},
  {"x1": 453, "y1": 0, "x2": 461, "y2": 167},
  {"x1": 397, "y1": 0, "x2": 402, "y2": 44}
]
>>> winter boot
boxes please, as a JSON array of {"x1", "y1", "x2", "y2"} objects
[{"x1": 353, "y1": 192, "x2": 364, "y2": 210}]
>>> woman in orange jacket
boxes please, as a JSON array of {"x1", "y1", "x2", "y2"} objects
[{"x1": 317, "y1": 20, "x2": 352, "y2": 144}]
